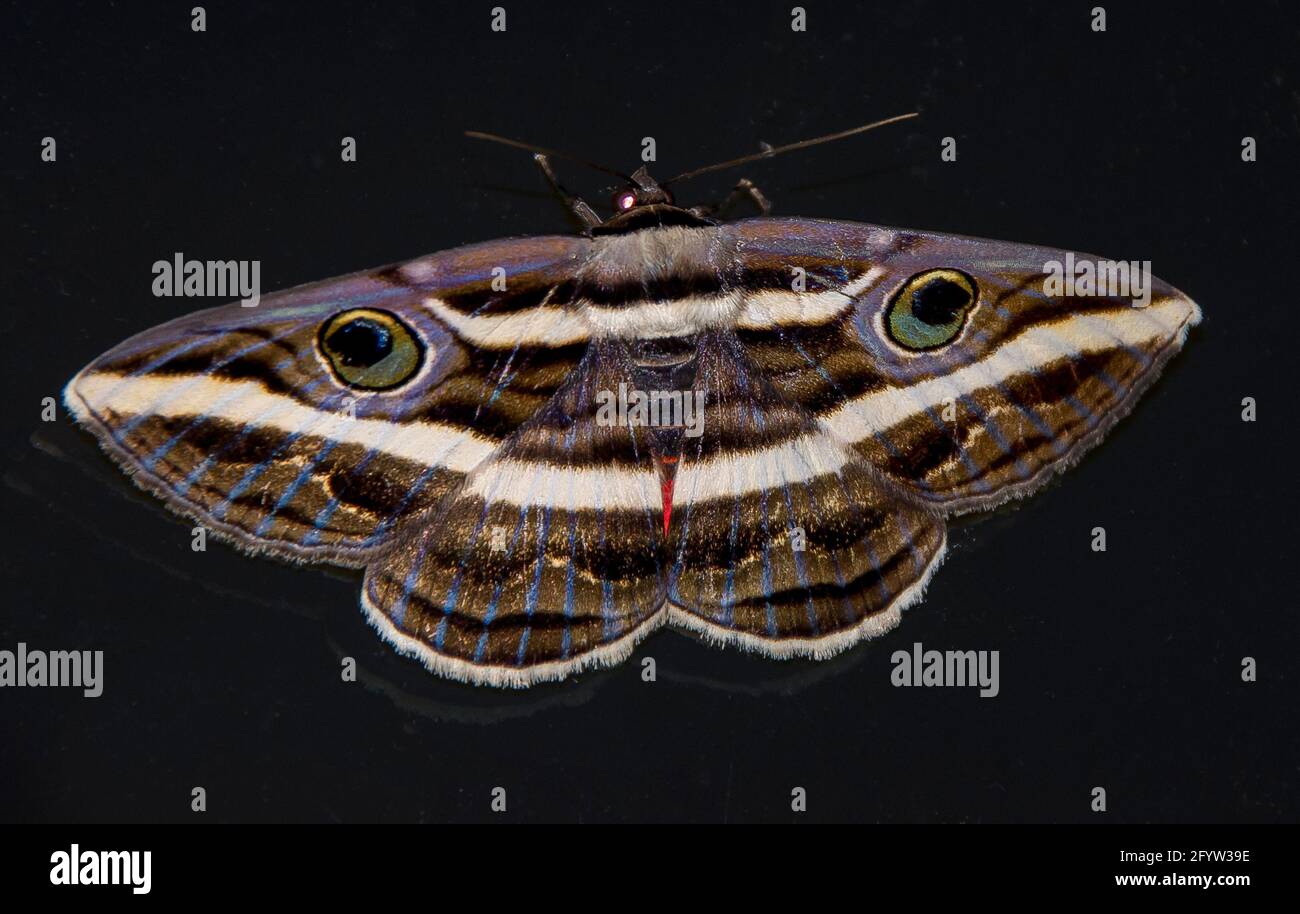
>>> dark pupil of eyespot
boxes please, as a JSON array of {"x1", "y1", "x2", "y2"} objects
[
  {"x1": 328, "y1": 319, "x2": 393, "y2": 367},
  {"x1": 911, "y1": 279, "x2": 970, "y2": 325}
]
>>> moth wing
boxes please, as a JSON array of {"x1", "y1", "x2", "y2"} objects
[
  {"x1": 667, "y1": 333, "x2": 946, "y2": 656},
  {"x1": 64, "y1": 236, "x2": 593, "y2": 565},
  {"x1": 727, "y1": 218, "x2": 1201, "y2": 514},
  {"x1": 362, "y1": 340, "x2": 670, "y2": 686}
]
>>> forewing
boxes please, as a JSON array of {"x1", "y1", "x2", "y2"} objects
[
  {"x1": 667, "y1": 332, "x2": 946, "y2": 657},
  {"x1": 64, "y1": 236, "x2": 593, "y2": 565},
  {"x1": 726, "y1": 218, "x2": 1201, "y2": 514},
  {"x1": 363, "y1": 340, "x2": 670, "y2": 686}
]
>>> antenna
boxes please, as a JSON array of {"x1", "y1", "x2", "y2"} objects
[
  {"x1": 663, "y1": 112, "x2": 919, "y2": 185},
  {"x1": 464, "y1": 130, "x2": 635, "y2": 182}
]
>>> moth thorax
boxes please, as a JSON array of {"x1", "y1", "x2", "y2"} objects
[
  {"x1": 579, "y1": 292, "x2": 742, "y2": 339},
  {"x1": 580, "y1": 226, "x2": 740, "y2": 338}
]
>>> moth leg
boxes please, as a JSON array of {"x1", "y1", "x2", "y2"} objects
[
  {"x1": 533, "y1": 153, "x2": 603, "y2": 229},
  {"x1": 729, "y1": 178, "x2": 772, "y2": 215},
  {"x1": 689, "y1": 178, "x2": 772, "y2": 220}
]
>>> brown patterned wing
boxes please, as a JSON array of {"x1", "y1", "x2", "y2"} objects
[
  {"x1": 64, "y1": 236, "x2": 593, "y2": 566},
  {"x1": 666, "y1": 332, "x2": 946, "y2": 657},
  {"x1": 362, "y1": 339, "x2": 670, "y2": 686},
  {"x1": 726, "y1": 217, "x2": 1201, "y2": 514}
]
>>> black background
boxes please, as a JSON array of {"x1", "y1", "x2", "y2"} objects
[{"x1": 2, "y1": 0, "x2": 1296, "y2": 823}]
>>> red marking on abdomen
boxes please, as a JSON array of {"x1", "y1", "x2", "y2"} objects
[{"x1": 657, "y1": 454, "x2": 679, "y2": 537}]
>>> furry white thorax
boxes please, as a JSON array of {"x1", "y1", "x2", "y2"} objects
[
  {"x1": 579, "y1": 293, "x2": 743, "y2": 339},
  {"x1": 578, "y1": 225, "x2": 741, "y2": 338}
]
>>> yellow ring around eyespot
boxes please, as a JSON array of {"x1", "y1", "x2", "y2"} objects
[
  {"x1": 318, "y1": 308, "x2": 424, "y2": 390},
  {"x1": 885, "y1": 269, "x2": 978, "y2": 351}
]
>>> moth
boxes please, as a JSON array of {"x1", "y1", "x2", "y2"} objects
[{"x1": 64, "y1": 115, "x2": 1201, "y2": 687}]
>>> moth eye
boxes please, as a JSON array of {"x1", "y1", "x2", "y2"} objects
[
  {"x1": 319, "y1": 309, "x2": 424, "y2": 389},
  {"x1": 614, "y1": 189, "x2": 638, "y2": 211},
  {"x1": 885, "y1": 269, "x2": 978, "y2": 350}
]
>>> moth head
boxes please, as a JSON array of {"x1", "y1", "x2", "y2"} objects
[
  {"x1": 613, "y1": 167, "x2": 675, "y2": 212},
  {"x1": 884, "y1": 269, "x2": 977, "y2": 350},
  {"x1": 594, "y1": 176, "x2": 709, "y2": 235},
  {"x1": 318, "y1": 308, "x2": 424, "y2": 390},
  {"x1": 612, "y1": 188, "x2": 642, "y2": 212}
]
